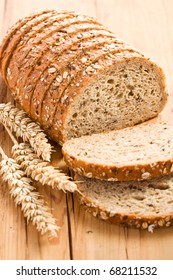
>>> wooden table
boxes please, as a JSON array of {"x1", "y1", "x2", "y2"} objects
[{"x1": 0, "y1": 0, "x2": 173, "y2": 260}]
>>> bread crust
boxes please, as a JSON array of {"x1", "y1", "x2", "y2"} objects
[
  {"x1": 64, "y1": 154, "x2": 173, "y2": 181},
  {"x1": 29, "y1": 36, "x2": 121, "y2": 121},
  {"x1": 12, "y1": 24, "x2": 112, "y2": 114},
  {"x1": 1, "y1": 11, "x2": 57, "y2": 81},
  {"x1": 39, "y1": 35, "x2": 122, "y2": 127},
  {"x1": 7, "y1": 13, "x2": 106, "y2": 90},
  {"x1": 7, "y1": 12, "x2": 75, "y2": 89},
  {"x1": 0, "y1": 10, "x2": 54, "y2": 60}
]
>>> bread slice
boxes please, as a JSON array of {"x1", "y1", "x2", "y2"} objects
[
  {"x1": 62, "y1": 122, "x2": 173, "y2": 181},
  {"x1": 75, "y1": 173, "x2": 173, "y2": 231}
]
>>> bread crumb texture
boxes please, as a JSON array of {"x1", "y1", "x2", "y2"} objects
[{"x1": 76, "y1": 173, "x2": 173, "y2": 231}]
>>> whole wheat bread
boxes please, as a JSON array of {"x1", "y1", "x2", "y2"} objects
[
  {"x1": 0, "y1": 10, "x2": 168, "y2": 145},
  {"x1": 75, "y1": 173, "x2": 173, "y2": 231},
  {"x1": 63, "y1": 122, "x2": 173, "y2": 181}
]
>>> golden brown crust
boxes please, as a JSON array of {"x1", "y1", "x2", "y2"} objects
[
  {"x1": 77, "y1": 192, "x2": 173, "y2": 230},
  {"x1": 63, "y1": 151, "x2": 173, "y2": 181},
  {"x1": 11, "y1": 23, "x2": 112, "y2": 115},
  {"x1": 19, "y1": 30, "x2": 113, "y2": 115},
  {"x1": 7, "y1": 12, "x2": 74, "y2": 89},
  {"x1": 29, "y1": 33, "x2": 117, "y2": 121},
  {"x1": 0, "y1": 10, "x2": 54, "y2": 61},
  {"x1": 1, "y1": 11, "x2": 57, "y2": 82},
  {"x1": 7, "y1": 12, "x2": 105, "y2": 90}
]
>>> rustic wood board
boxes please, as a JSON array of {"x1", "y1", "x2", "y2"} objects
[{"x1": 0, "y1": 0, "x2": 173, "y2": 260}]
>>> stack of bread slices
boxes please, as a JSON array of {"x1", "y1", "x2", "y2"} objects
[
  {"x1": 0, "y1": 10, "x2": 172, "y2": 231},
  {"x1": 62, "y1": 122, "x2": 173, "y2": 231}
]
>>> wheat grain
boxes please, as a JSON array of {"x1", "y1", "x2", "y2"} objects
[
  {"x1": 12, "y1": 143, "x2": 77, "y2": 192},
  {"x1": 0, "y1": 147, "x2": 59, "y2": 239},
  {"x1": 0, "y1": 102, "x2": 52, "y2": 161}
]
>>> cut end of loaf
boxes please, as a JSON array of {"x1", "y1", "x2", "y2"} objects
[
  {"x1": 76, "y1": 174, "x2": 173, "y2": 230},
  {"x1": 64, "y1": 56, "x2": 167, "y2": 141},
  {"x1": 62, "y1": 122, "x2": 173, "y2": 181}
]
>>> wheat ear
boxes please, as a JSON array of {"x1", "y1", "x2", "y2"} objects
[
  {"x1": 12, "y1": 142, "x2": 77, "y2": 193},
  {"x1": 0, "y1": 146, "x2": 60, "y2": 239},
  {"x1": 0, "y1": 102, "x2": 52, "y2": 161}
]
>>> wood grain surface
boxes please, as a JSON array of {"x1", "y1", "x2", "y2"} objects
[{"x1": 0, "y1": 0, "x2": 173, "y2": 260}]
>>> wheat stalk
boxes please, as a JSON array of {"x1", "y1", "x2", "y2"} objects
[
  {"x1": 0, "y1": 102, "x2": 52, "y2": 161},
  {"x1": 12, "y1": 142, "x2": 77, "y2": 193},
  {"x1": 0, "y1": 146, "x2": 60, "y2": 239}
]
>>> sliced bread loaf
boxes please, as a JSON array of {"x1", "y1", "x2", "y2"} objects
[
  {"x1": 75, "y1": 173, "x2": 173, "y2": 231},
  {"x1": 0, "y1": 10, "x2": 168, "y2": 145},
  {"x1": 62, "y1": 122, "x2": 173, "y2": 181}
]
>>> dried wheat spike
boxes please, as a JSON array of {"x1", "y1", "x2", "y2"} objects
[
  {"x1": 0, "y1": 102, "x2": 52, "y2": 161},
  {"x1": 12, "y1": 143, "x2": 77, "y2": 193},
  {"x1": 0, "y1": 154, "x2": 59, "y2": 239}
]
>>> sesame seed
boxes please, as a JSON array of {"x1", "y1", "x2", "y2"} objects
[
  {"x1": 85, "y1": 66, "x2": 94, "y2": 74},
  {"x1": 163, "y1": 168, "x2": 167, "y2": 174},
  {"x1": 56, "y1": 76, "x2": 63, "y2": 83},
  {"x1": 142, "y1": 222, "x2": 148, "y2": 229},
  {"x1": 81, "y1": 57, "x2": 87, "y2": 63},
  {"x1": 25, "y1": 85, "x2": 33, "y2": 92},
  {"x1": 166, "y1": 222, "x2": 171, "y2": 227},
  {"x1": 158, "y1": 219, "x2": 165, "y2": 227},
  {"x1": 148, "y1": 224, "x2": 155, "y2": 233},
  {"x1": 86, "y1": 172, "x2": 93, "y2": 178},
  {"x1": 100, "y1": 211, "x2": 108, "y2": 220},
  {"x1": 48, "y1": 67, "x2": 56, "y2": 74},
  {"x1": 93, "y1": 64, "x2": 102, "y2": 69},
  {"x1": 7, "y1": 67, "x2": 11, "y2": 76},
  {"x1": 60, "y1": 95, "x2": 68, "y2": 103},
  {"x1": 141, "y1": 172, "x2": 150, "y2": 179},
  {"x1": 77, "y1": 34, "x2": 83, "y2": 39},
  {"x1": 63, "y1": 71, "x2": 68, "y2": 79}
]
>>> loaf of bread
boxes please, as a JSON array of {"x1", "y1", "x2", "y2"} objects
[
  {"x1": 62, "y1": 122, "x2": 173, "y2": 181},
  {"x1": 0, "y1": 10, "x2": 168, "y2": 145},
  {"x1": 75, "y1": 173, "x2": 173, "y2": 231}
]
